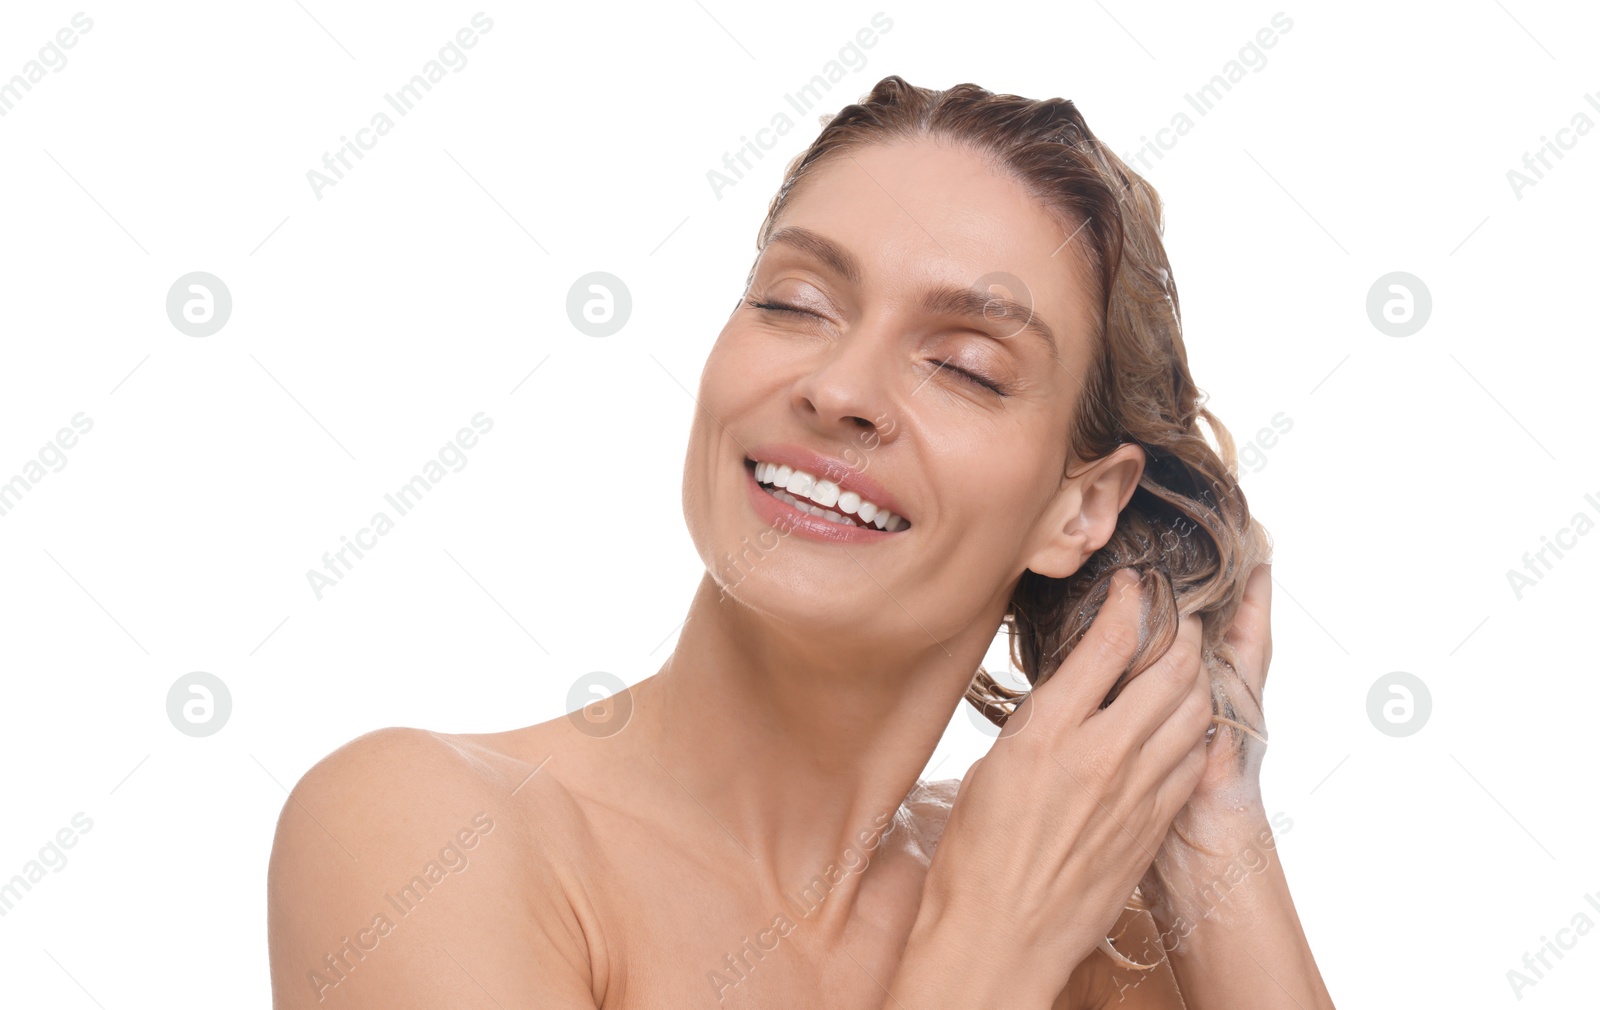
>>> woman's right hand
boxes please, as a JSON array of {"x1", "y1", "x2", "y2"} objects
[{"x1": 906, "y1": 567, "x2": 1212, "y2": 1006}]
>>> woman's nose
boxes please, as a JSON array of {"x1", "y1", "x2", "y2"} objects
[{"x1": 788, "y1": 332, "x2": 899, "y2": 446}]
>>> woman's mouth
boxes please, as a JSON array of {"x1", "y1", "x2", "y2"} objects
[{"x1": 745, "y1": 458, "x2": 910, "y2": 532}]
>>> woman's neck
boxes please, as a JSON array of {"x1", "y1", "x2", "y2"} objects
[{"x1": 623, "y1": 571, "x2": 1008, "y2": 934}]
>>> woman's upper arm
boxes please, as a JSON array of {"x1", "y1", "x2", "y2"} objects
[
  {"x1": 1055, "y1": 906, "x2": 1186, "y2": 1010},
  {"x1": 266, "y1": 727, "x2": 599, "y2": 1009}
]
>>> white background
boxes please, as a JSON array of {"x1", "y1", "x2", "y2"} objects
[{"x1": 1, "y1": 0, "x2": 1596, "y2": 1005}]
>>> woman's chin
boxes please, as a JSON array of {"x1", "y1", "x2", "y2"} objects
[{"x1": 712, "y1": 569, "x2": 875, "y2": 628}]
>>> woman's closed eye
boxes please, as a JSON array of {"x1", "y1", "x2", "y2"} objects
[
  {"x1": 744, "y1": 297, "x2": 1010, "y2": 396},
  {"x1": 746, "y1": 297, "x2": 815, "y2": 318},
  {"x1": 933, "y1": 359, "x2": 1009, "y2": 396}
]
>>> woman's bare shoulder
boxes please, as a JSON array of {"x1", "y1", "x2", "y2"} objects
[
  {"x1": 279, "y1": 721, "x2": 592, "y2": 824},
  {"x1": 268, "y1": 722, "x2": 600, "y2": 888},
  {"x1": 272, "y1": 726, "x2": 540, "y2": 839},
  {"x1": 267, "y1": 725, "x2": 599, "y2": 1007},
  {"x1": 285, "y1": 724, "x2": 497, "y2": 789}
]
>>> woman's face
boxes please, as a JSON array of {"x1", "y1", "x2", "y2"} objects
[{"x1": 683, "y1": 136, "x2": 1128, "y2": 642}]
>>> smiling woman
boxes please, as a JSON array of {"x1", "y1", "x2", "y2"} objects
[{"x1": 267, "y1": 75, "x2": 1335, "y2": 1009}]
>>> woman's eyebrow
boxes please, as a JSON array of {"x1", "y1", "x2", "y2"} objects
[
  {"x1": 919, "y1": 285, "x2": 1060, "y2": 363},
  {"x1": 762, "y1": 225, "x2": 1060, "y2": 363},
  {"x1": 764, "y1": 226, "x2": 863, "y2": 286}
]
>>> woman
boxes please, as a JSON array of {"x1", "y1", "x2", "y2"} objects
[{"x1": 268, "y1": 76, "x2": 1335, "y2": 1008}]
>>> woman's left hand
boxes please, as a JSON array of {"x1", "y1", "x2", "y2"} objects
[
  {"x1": 1189, "y1": 560, "x2": 1272, "y2": 813},
  {"x1": 1125, "y1": 562, "x2": 1274, "y2": 942},
  {"x1": 1113, "y1": 561, "x2": 1336, "y2": 1008}
]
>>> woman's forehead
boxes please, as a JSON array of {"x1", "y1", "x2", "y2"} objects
[{"x1": 787, "y1": 138, "x2": 1056, "y2": 241}]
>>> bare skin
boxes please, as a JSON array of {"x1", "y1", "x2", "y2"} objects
[
  {"x1": 268, "y1": 137, "x2": 1332, "y2": 1009},
  {"x1": 266, "y1": 690, "x2": 1184, "y2": 1009}
]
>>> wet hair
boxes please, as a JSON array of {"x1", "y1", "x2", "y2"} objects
[{"x1": 753, "y1": 75, "x2": 1274, "y2": 966}]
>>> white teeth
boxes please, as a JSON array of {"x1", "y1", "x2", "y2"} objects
[
  {"x1": 770, "y1": 489, "x2": 850, "y2": 524},
  {"x1": 752, "y1": 459, "x2": 908, "y2": 531}
]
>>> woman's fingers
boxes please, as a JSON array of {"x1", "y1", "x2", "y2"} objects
[
  {"x1": 1222, "y1": 560, "x2": 1273, "y2": 726},
  {"x1": 922, "y1": 579, "x2": 1219, "y2": 988},
  {"x1": 1151, "y1": 732, "x2": 1209, "y2": 826},
  {"x1": 1096, "y1": 610, "x2": 1204, "y2": 750},
  {"x1": 1223, "y1": 562, "x2": 1273, "y2": 696},
  {"x1": 1031, "y1": 567, "x2": 1145, "y2": 724},
  {"x1": 1137, "y1": 646, "x2": 1211, "y2": 770}
]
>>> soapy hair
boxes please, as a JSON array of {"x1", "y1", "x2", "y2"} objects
[{"x1": 754, "y1": 75, "x2": 1274, "y2": 971}]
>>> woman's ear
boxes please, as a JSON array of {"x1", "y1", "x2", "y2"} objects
[{"x1": 1022, "y1": 443, "x2": 1145, "y2": 579}]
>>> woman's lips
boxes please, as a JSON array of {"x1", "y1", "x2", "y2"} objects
[
  {"x1": 747, "y1": 459, "x2": 909, "y2": 531},
  {"x1": 742, "y1": 442, "x2": 913, "y2": 526},
  {"x1": 743, "y1": 459, "x2": 905, "y2": 544}
]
